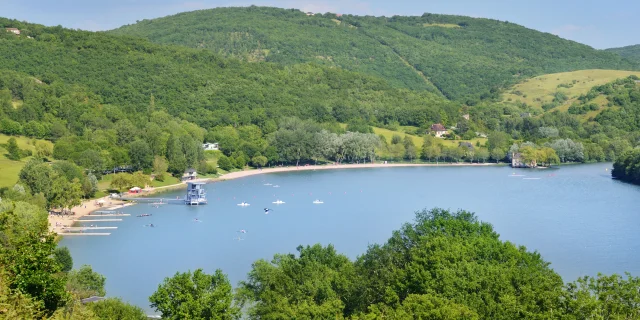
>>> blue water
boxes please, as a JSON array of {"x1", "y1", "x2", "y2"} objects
[{"x1": 61, "y1": 163, "x2": 640, "y2": 312}]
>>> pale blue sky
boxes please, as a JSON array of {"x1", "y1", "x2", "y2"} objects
[{"x1": 0, "y1": 0, "x2": 637, "y2": 49}]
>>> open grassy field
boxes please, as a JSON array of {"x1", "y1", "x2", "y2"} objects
[
  {"x1": 373, "y1": 126, "x2": 423, "y2": 146},
  {"x1": 0, "y1": 134, "x2": 41, "y2": 188},
  {"x1": 502, "y1": 69, "x2": 640, "y2": 115}
]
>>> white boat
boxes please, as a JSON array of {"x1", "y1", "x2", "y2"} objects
[
  {"x1": 313, "y1": 200, "x2": 324, "y2": 204},
  {"x1": 273, "y1": 185, "x2": 280, "y2": 188},
  {"x1": 272, "y1": 200, "x2": 285, "y2": 204},
  {"x1": 263, "y1": 183, "x2": 272, "y2": 186},
  {"x1": 237, "y1": 202, "x2": 250, "y2": 206}
]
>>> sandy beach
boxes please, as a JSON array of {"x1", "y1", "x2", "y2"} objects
[
  {"x1": 50, "y1": 162, "x2": 498, "y2": 232},
  {"x1": 48, "y1": 197, "x2": 132, "y2": 232}
]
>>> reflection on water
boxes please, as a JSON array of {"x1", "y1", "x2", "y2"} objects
[{"x1": 61, "y1": 163, "x2": 640, "y2": 311}]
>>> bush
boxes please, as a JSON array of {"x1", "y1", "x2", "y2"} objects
[
  {"x1": 217, "y1": 155, "x2": 233, "y2": 171},
  {"x1": 206, "y1": 163, "x2": 217, "y2": 175}
]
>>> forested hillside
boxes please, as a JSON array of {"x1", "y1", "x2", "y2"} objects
[
  {"x1": 606, "y1": 44, "x2": 640, "y2": 63},
  {"x1": 110, "y1": 6, "x2": 639, "y2": 101},
  {"x1": 0, "y1": 17, "x2": 452, "y2": 131}
]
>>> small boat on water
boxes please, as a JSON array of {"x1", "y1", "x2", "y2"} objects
[
  {"x1": 264, "y1": 183, "x2": 272, "y2": 186},
  {"x1": 272, "y1": 200, "x2": 285, "y2": 205},
  {"x1": 273, "y1": 185, "x2": 280, "y2": 188},
  {"x1": 237, "y1": 202, "x2": 250, "y2": 206},
  {"x1": 313, "y1": 200, "x2": 324, "y2": 204}
]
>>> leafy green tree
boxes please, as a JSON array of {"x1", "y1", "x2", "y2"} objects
[
  {"x1": 131, "y1": 172, "x2": 149, "y2": 188},
  {"x1": 166, "y1": 134, "x2": 187, "y2": 176},
  {"x1": 66, "y1": 265, "x2": 106, "y2": 299},
  {"x1": 391, "y1": 134, "x2": 402, "y2": 145},
  {"x1": 19, "y1": 159, "x2": 54, "y2": 197},
  {"x1": 5, "y1": 137, "x2": 22, "y2": 160},
  {"x1": 0, "y1": 201, "x2": 69, "y2": 315},
  {"x1": 612, "y1": 148, "x2": 640, "y2": 184},
  {"x1": 353, "y1": 208, "x2": 565, "y2": 319},
  {"x1": 490, "y1": 147, "x2": 505, "y2": 162},
  {"x1": 49, "y1": 176, "x2": 83, "y2": 210},
  {"x1": 110, "y1": 173, "x2": 132, "y2": 192},
  {"x1": 129, "y1": 140, "x2": 153, "y2": 171},
  {"x1": 54, "y1": 246, "x2": 74, "y2": 273},
  {"x1": 475, "y1": 148, "x2": 489, "y2": 163},
  {"x1": 217, "y1": 155, "x2": 233, "y2": 171},
  {"x1": 35, "y1": 140, "x2": 54, "y2": 159},
  {"x1": 149, "y1": 269, "x2": 240, "y2": 320},
  {"x1": 86, "y1": 298, "x2": 147, "y2": 320},
  {"x1": 238, "y1": 244, "x2": 354, "y2": 319},
  {"x1": 251, "y1": 155, "x2": 268, "y2": 168},
  {"x1": 562, "y1": 273, "x2": 640, "y2": 319}
]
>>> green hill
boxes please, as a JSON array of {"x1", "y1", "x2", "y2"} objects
[
  {"x1": 0, "y1": 17, "x2": 453, "y2": 130},
  {"x1": 109, "y1": 6, "x2": 638, "y2": 101},
  {"x1": 501, "y1": 69, "x2": 640, "y2": 118},
  {"x1": 606, "y1": 44, "x2": 640, "y2": 63}
]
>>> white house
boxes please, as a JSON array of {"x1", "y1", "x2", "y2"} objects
[
  {"x1": 430, "y1": 123, "x2": 447, "y2": 138},
  {"x1": 202, "y1": 142, "x2": 219, "y2": 151},
  {"x1": 5, "y1": 28, "x2": 20, "y2": 35}
]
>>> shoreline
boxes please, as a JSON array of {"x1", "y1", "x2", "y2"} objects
[{"x1": 51, "y1": 162, "x2": 499, "y2": 233}]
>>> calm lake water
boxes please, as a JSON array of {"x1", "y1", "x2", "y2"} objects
[{"x1": 61, "y1": 163, "x2": 640, "y2": 312}]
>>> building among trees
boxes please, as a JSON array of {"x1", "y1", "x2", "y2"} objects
[
  {"x1": 430, "y1": 123, "x2": 447, "y2": 138},
  {"x1": 511, "y1": 152, "x2": 537, "y2": 168}
]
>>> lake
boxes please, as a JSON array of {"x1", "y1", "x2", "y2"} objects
[{"x1": 60, "y1": 163, "x2": 640, "y2": 312}]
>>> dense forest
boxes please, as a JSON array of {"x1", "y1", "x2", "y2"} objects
[
  {"x1": 3, "y1": 205, "x2": 640, "y2": 319},
  {"x1": 612, "y1": 148, "x2": 640, "y2": 184},
  {"x1": 606, "y1": 44, "x2": 640, "y2": 63},
  {"x1": 110, "y1": 6, "x2": 639, "y2": 102}
]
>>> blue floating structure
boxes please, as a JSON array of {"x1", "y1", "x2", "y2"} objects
[{"x1": 185, "y1": 182, "x2": 207, "y2": 205}]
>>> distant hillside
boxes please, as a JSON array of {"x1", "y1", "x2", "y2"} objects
[
  {"x1": 109, "y1": 6, "x2": 639, "y2": 101},
  {"x1": 606, "y1": 44, "x2": 640, "y2": 62},
  {"x1": 501, "y1": 69, "x2": 640, "y2": 118},
  {"x1": 0, "y1": 17, "x2": 454, "y2": 130}
]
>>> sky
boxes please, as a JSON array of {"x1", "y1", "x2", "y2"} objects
[{"x1": 0, "y1": 0, "x2": 637, "y2": 49}]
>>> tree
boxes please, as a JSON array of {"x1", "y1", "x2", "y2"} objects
[
  {"x1": 251, "y1": 155, "x2": 268, "y2": 168},
  {"x1": 75, "y1": 149, "x2": 105, "y2": 175},
  {"x1": 0, "y1": 202, "x2": 69, "y2": 315},
  {"x1": 562, "y1": 273, "x2": 640, "y2": 319},
  {"x1": 35, "y1": 140, "x2": 54, "y2": 159},
  {"x1": 487, "y1": 131, "x2": 510, "y2": 152},
  {"x1": 5, "y1": 137, "x2": 21, "y2": 160},
  {"x1": 391, "y1": 134, "x2": 402, "y2": 145},
  {"x1": 49, "y1": 176, "x2": 83, "y2": 210},
  {"x1": 166, "y1": 134, "x2": 187, "y2": 176},
  {"x1": 546, "y1": 139, "x2": 584, "y2": 162},
  {"x1": 149, "y1": 269, "x2": 240, "y2": 320},
  {"x1": 490, "y1": 147, "x2": 505, "y2": 163},
  {"x1": 131, "y1": 172, "x2": 149, "y2": 188},
  {"x1": 153, "y1": 156, "x2": 169, "y2": 181},
  {"x1": 475, "y1": 148, "x2": 489, "y2": 163},
  {"x1": 110, "y1": 173, "x2": 132, "y2": 192},
  {"x1": 54, "y1": 246, "x2": 73, "y2": 273},
  {"x1": 405, "y1": 144, "x2": 417, "y2": 162},
  {"x1": 87, "y1": 298, "x2": 147, "y2": 320},
  {"x1": 19, "y1": 159, "x2": 54, "y2": 197},
  {"x1": 238, "y1": 244, "x2": 354, "y2": 319},
  {"x1": 353, "y1": 208, "x2": 565, "y2": 319},
  {"x1": 129, "y1": 140, "x2": 153, "y2": 171},
  {"x1": 66, "y1": 265, "x2": 106, "y2": 299},
  {"x1": 217, "y1": 155, "x2": 233, "y2": 171}
]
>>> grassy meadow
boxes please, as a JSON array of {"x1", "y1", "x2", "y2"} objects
[
  {"x1": 502, "y1": 69, "x2": 640, "y2": 117},
  {"x1": 0, "y1": 134, "x2": 40, "y2": 188}
]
